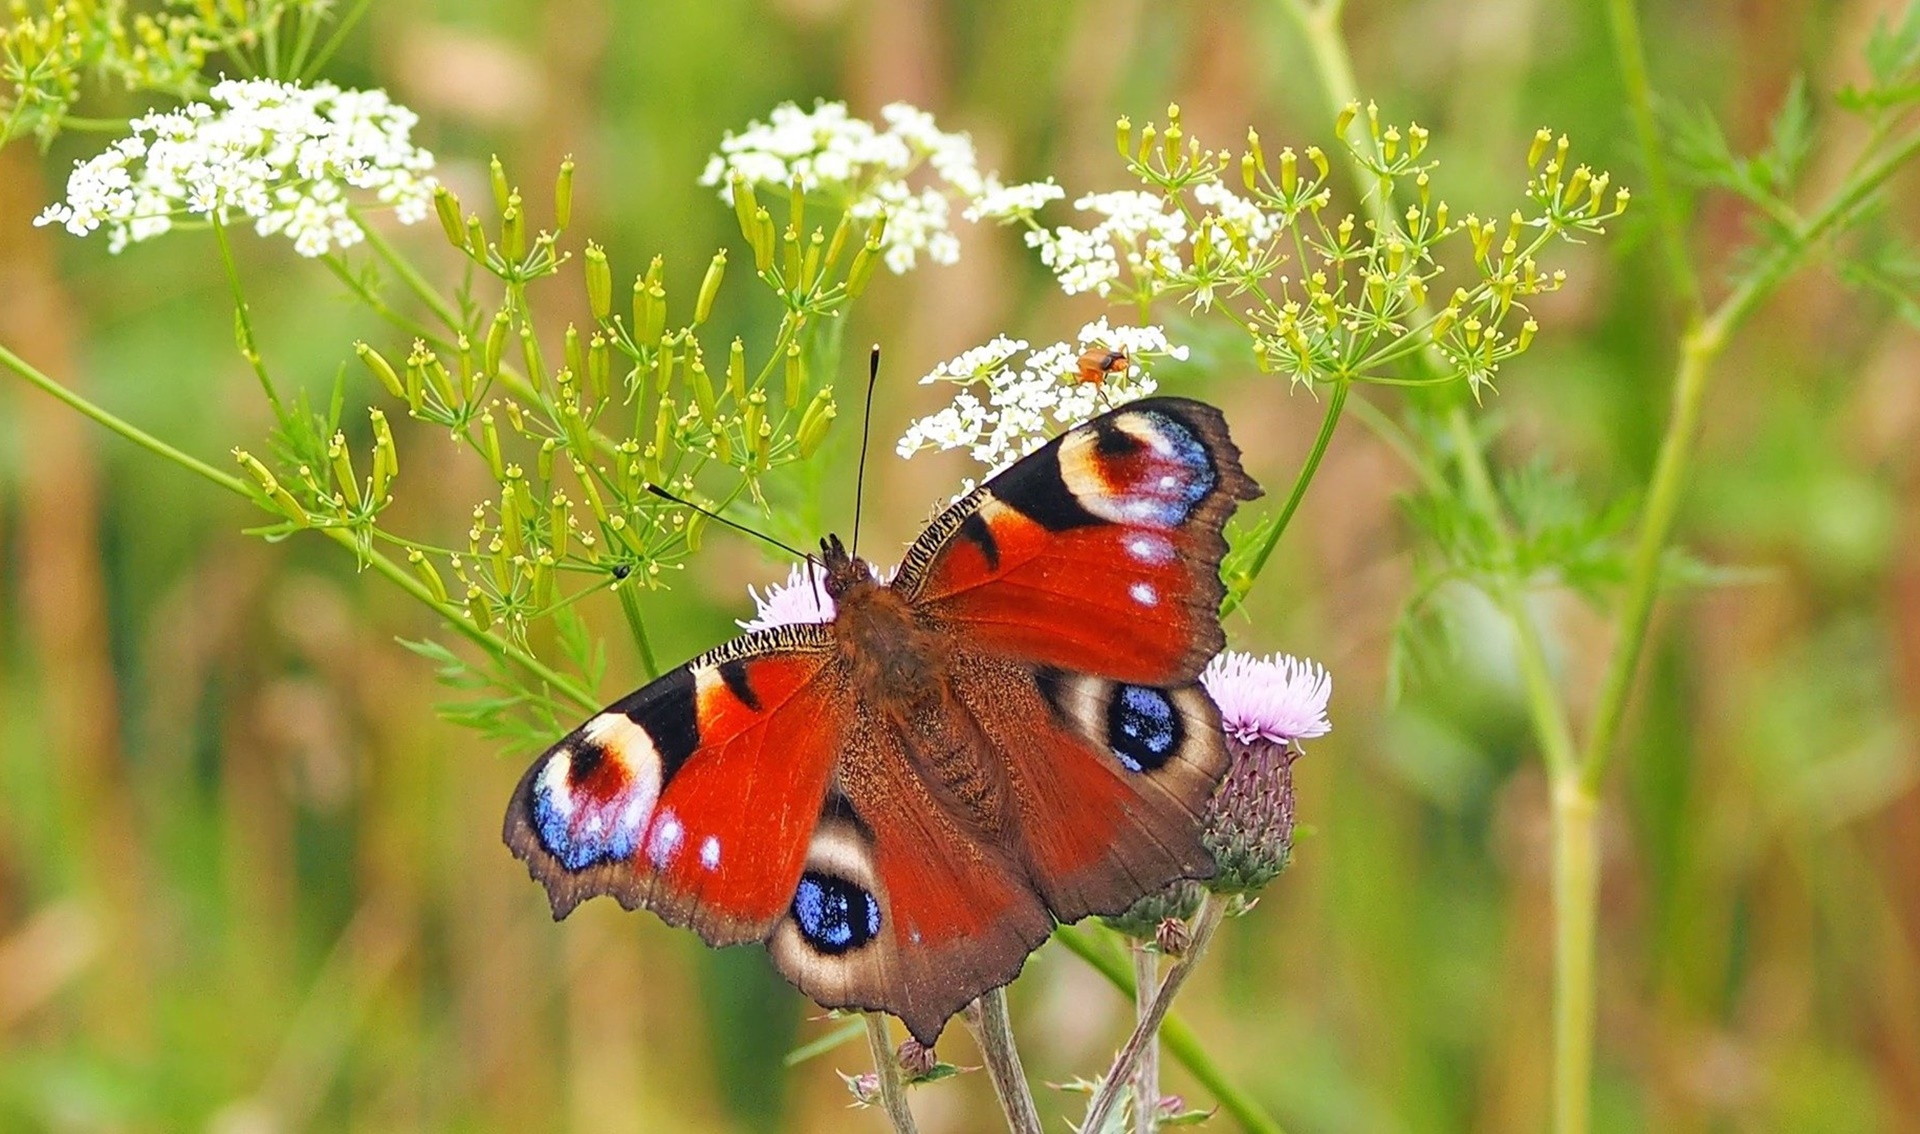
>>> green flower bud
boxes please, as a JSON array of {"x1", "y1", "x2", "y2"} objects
[
  {"x1": 584, "y1": 243, "x2": 612, "y2": 322},
  {"x1": 588, "y1": 334, "x2": 610, "y2": 401},
  {"x1": 329, "y1": 432, "x2": 361, "y2": 509},
  {"x1": 1527, "y1": 127, "x2": 1553, "y2": 170},
  {"x1": 520, "y1": 323, "x2": 545, "y2": 395},
  {"x1": 233, "y1": 448, "x2": 306, "y2": 522},
  {"x1": 690, "y1": 358, "x2": 717, "y2": 421},
  {"x1": 750, "y1": 206, "x2": 775, "y2": 272},
  {"x1": 554, "y1": 156, "x2": 575, "y2": 230},
  {"x1": 408, "y1": 548, "x2": 449, "y2": 604},
  {"x1": 1115, "y1": 115, "x2": 1132, "y2": 159},
  {"x1": 784, "y1": 341, "x2": 803, "y2": 405},
  {"x1": 695, "y1": 249, "x2": 726, "y2": 325},
  {"x1": 433, "y1": 185, "x2": 465, "y2": 249},
  {"x1": 481, "y1": 411, "x2": 504, "y2": 479},
  {"x1": 356, "y1": 341, "x2": 404, "y2": 400},
  {"x1": 796, "y1": 386, "x2": 836, "y2": 458},
  {"x1": 489, "y1": 154, "x2": 510, "y2": 212},
  {"x1": 727, "y1": 337, "x2": 748, "y2": 401}
]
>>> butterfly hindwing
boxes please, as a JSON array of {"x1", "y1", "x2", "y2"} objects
[
  {"x1": 767, "y1": 709, "x2": 1053, "y2": 1046},
  {"x1": 953, "y1": 653, "x2": 1229, "y2": 923},
  {"x1": 895, "y1": 396, "x2": 1261, "y2": 686},
  {"x1": 504, "y1": 625, "x2": 847, "y2": 946}
]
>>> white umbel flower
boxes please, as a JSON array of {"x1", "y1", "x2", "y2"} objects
[
  {"x1": 36, "y1": 79, "x2": 437, "y2": 257},
  {"x1": 897, "y1": 320, "x2": 1188, "y2": 475},
  {"x1": 699, "y1": 100, "x2": 984, "y2": 275}
]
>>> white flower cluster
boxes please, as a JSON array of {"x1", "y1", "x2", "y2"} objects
[
  {"x1": 963, "y1": 176, "x2": 1066, "y2": 222},
  {"x1": 1022, "y1": 189, "x2": 1189, "y2": 297},
  {"x1": 699, "y1": 100, "x2": 984, "y2": 274},
  {"x1": 36, "y1": 79, "x2": 437, "y2": 257},
  {"x1": 897, "y1": 319, "x2": 1187, "y2": 476}
]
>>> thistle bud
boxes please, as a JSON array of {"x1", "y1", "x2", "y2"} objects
[
  {"x1": 796, "y1": 386, "x2": 836, "y2": 458},
  {"x1": 356, "y1": 341, "x2": 404, "y2": 400},
  {"x1": 554, "y1": 156, "x2": 575, "y2": 230},
  {"x1": 695, "y1": 249, "x2": 726, "y2": 324},
  {"x1": 433, "y1": 185, "x2": 465, "y2": 249},
  {"x1": 584, "y1": 243, "x2": 612, "y2": 321},
  {"x1": 896, "y1": 1040, "x2": 938, "y2": 1079},
  {"x1": 1156, "y1": 915, "x2": 1193, "y2": 958},
  {"x1": 1102, "y1": 879, "x2": 1203, "y2": 941}
]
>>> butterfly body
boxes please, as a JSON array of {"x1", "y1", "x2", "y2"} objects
[{"x1": 506, "y1": 396, "x2": 1260, "y2": 1043}]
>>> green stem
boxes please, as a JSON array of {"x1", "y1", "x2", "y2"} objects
[
  {"x1": 1133, "y1": 946, "x2": 1160, "y2": 1134},
  {"x1": 0, "y1": 341, "x2": 597, "y2": 714},
  {"x1": 615, "y1": 582, "x2": 660, "y2": 680},
  {"x1": 862, "y1": 1015, "x2": 919, "y2": 1134},
  {"x1": 353, "y1": 209, "x2": 465, "y2": 333},
  {"x1": 1222, "y1": 378, "x2": 1347, "y2": 616},
  {"x1": 1053, "y1": 927, "x2": 1286, "y2": 1134},
  {"x1": 1579, "y1": 123, "x2": 1920, "y2": 793},
  {"x1": 1604, "y1": 0, "x2": 1701, "y2": 315},
  {"x1": 1549, "y1": 778, "x2": 1600, "y2": 1134},
  {"x1": 0, "y1": 342, "x2": 248, "y2": 495},
  {"x1": 212, "y1": 216, "x2": 288, "y2": 422},
  {"x1": 300, "y1": 0, "x2": 376, "y2": 80}
]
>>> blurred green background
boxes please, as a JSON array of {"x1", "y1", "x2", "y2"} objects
[{"x1": 2, "y1": 0, "x2": 1917, "y2": 1130}]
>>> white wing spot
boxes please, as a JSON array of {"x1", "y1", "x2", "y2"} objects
[
  {"x1": 648, "y1": 810, "x2": 684, "y2": 867},
  {"x1": 1130, "y1": 581, "x2": 1159, "y2": 607},
  {"x1": 700, "y1": 835, "x2": 722, "y2": 871},
  {"x1": 1124, "y1": 533, "x2": 1175, "y2": 565}
]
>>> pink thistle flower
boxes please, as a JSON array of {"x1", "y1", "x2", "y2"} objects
[
  {"x1": 1201, "y1": 651, "x2": 1331, "y2": 745},
  {"x1": 737, "y1": 564, "x2": 836, "y2": 631},
  {"x1": 1198, "y1": 650, "x2": 1331, "y2": 894}
]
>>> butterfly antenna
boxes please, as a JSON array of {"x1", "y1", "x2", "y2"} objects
[
  {"x1": 644, "y1": 484, "x2": 808, "y2": 561},
  {"x1": 849, "y1": 343, "x2": 882, "y2": 559}
]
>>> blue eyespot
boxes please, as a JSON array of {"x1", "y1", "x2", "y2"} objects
[
  {"x1": 793, "y1": 871, "x2": 882, "y2": 954},
  {"x1": 1108, "y1": 685, "x2": 1182, "y2": 773}
]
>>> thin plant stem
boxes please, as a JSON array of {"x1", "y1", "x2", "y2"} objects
[
  {"x1": 615, "y1": 582, "x2": 660, "y2": 680},
  {"x1": 1222, "y1": 378, "x2": 1348, "y2": 616},
  {"x1": 963, "y1": 989, "x2": 1043, "y2": 1134},
  {"x1": 1550, "y1": 779, "x2": 1600, "y2": 1134},
  {"x1": 0, "y1": 342, "x2": 599, "y2": 714},
  {"x1": 211, "y1": 215, "x2": 288, "y2": 422},
  {"x1": 352, "y1": 208, "x2": 465, "y2": 333},
  {"x1": 1082, "y1": 898, "x2": 1227, "y2": 1134},
  {"x1": 1604, "y1": 0, "x2": 1701, "y2": 315},
  {"x1": 862, "y1": 1014, "x2": 919, "y2": 1134},
  {"x1": 1133, "y1": 946, "x2": 1160, "y2": 1134},
  {"x1": 1053, "y1": 926, "x2": 1287, "y2": 1134},
  {"x1": 1577, "y1": 123, "x2": 1920, "y2": 792},
  {"x1": 0, "y1": 342, "x2": 248, "y2": 495}
]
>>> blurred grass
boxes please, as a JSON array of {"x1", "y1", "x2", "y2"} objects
[{"x1": 2, "y1": 0, "x2": 1918, "y2": 1130}]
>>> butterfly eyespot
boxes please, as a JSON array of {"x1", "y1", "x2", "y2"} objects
[
  {"x1": 792, "y1": 870, "x2": 882, "y2": 955},
  {"x1": 1107, "y1": 684, "x2": 1183, "y2": 773}
]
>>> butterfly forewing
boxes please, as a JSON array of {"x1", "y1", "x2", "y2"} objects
[{"x1": 504, "y1": 625, "x2": 847, "y2": 947}]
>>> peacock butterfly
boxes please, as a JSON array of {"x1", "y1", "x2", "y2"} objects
[{"x1": 504, "y1": 395, "x2": 1261, "y2": 1044}]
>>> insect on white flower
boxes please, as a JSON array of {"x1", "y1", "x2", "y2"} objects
[
  {"x1": 897, "y1": 319, "x2": 1188, "y2": 476},
  {"x1": 35, "y1": 79, "x2": 438, "y2": 257}
]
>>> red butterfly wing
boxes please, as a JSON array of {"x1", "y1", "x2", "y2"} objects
[
  {"x1": 895, "y1": 396, "x2": 1261, "y2": 686},
  {"x1": 766, "y1": 711, "x2": 1053, "y2": 1046},
  {"x1": 503, "y1": 625, "x2": 848, "y2": 946}
]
